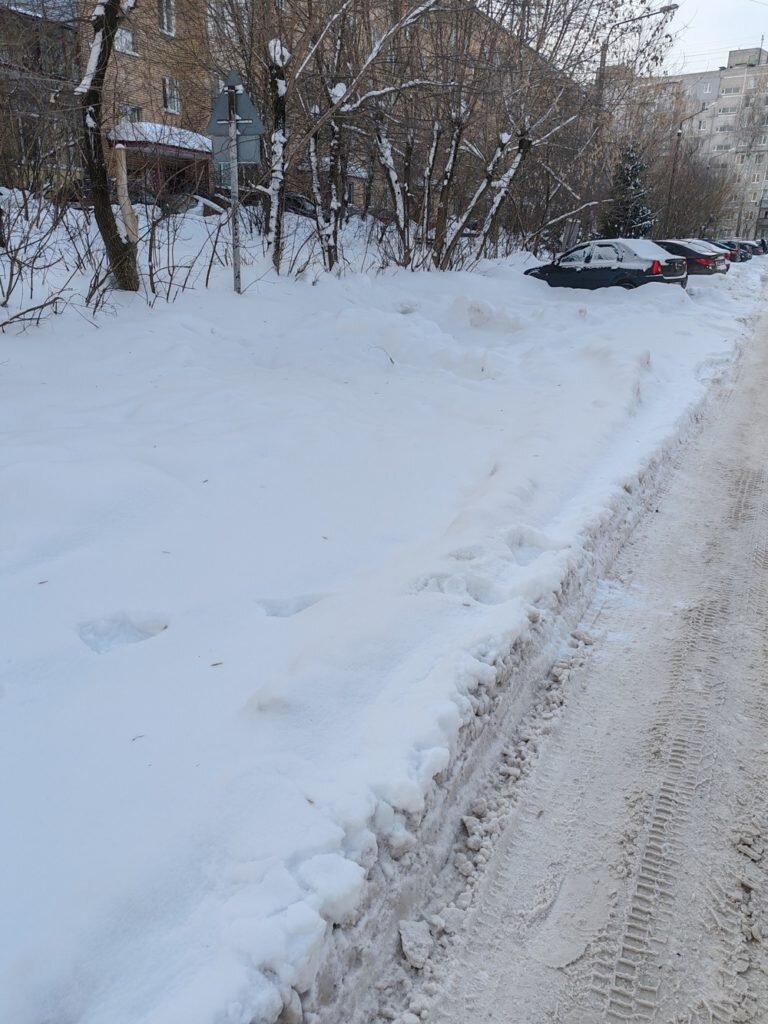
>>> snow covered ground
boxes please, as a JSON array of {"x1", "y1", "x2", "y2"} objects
[{"x1": 1, "y1": 241, "x2": 765, "y2": 1024}]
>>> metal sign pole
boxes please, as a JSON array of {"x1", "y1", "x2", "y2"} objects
[{"x1": 228, "y1": 85, "x2": 242, "y2": 294}]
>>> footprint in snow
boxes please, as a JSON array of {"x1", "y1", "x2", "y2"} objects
[
  {"x1": 257, "y1": 594, "x2": 325, "y2": 618},
  {"x1": 78, "y1": 614, "x2": 168, "y2": 654}
]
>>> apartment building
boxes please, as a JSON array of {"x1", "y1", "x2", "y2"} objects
[
  {"x1": 0, "y1": 0, "x2": 80, "y2": 186},
  {"x1": 0, "y1": 0, "x2": 214, "y2": 195},
  {"x1": 651, "y1": 47, "x2": 768, "y2": 238},
  {"x1": 104, "y1": 0, "x2": 213, "y2": 194}
]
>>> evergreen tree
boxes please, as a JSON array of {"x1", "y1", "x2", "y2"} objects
[{"x1": 600, "y1": 145, "x2": 655, "y2": 239}]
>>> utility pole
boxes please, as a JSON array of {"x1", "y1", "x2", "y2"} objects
[
  {"x1": 227, "y1": 84, "x2": 242, "y2": 295},
  {"x1": 662, "y1": 106, "x2": 704, "y2": 237},
  {"x1": 209, "y1": 72, "x2": 263, "y2": 293},
  {"x1": 595, "y1": 5, "x2": 679, "y2": 118}
]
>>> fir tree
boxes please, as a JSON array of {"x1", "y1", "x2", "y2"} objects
[{"x1": 600, "y1": 145, "x2": 655, "y2": 239}]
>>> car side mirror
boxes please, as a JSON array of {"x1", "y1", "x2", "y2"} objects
[{"x1": 583, "y1": 253, "x2": 592, "y2": 264}]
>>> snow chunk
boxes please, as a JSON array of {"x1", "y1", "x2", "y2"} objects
[
  {"x1": 399, "y1": 920, "x2": 434, "y2": 969},
  {"x1": 297, "y1": 853, "x2": 366, "y2": 922}
]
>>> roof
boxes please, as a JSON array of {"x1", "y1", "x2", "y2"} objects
[
  {"x1": 109, "y1": 121, "x2": 212, "y2": 155},
  {"x1": 1, "y1": 0, "x2": 76, "y2": 21}
]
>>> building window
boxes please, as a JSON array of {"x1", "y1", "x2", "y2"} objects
[
  {"x1": 162, "y1": 76, "x2": 181, "y2": 113},
  {"x1": 752, "y1": 192, "x2": 759, "y2": 202},
  {"x1": 698, "y1": 120, "x2": 705, "y2": 130},
  {"x1": 121, "y1": 104, "x2": 142, "y2": 122},
  {"x1": 722, "y1": 86, "x2": 742, "y2": 95},
  {"x1": 114, "y1": 27, "x2": 137, "y2": 53},
  {"x1": 752, "y1": 173, "x2": 761, "y2": 182},
  {"x1": 159, "y1": 0, "x2": 175, "y2": 35},
  {"x1": 703, "y1": 81, "x2": 712, "y2": 93}
]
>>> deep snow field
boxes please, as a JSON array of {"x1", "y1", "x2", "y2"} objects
[{"x1": 1, "y1": 225, "x2": 765, "y2": 1024}]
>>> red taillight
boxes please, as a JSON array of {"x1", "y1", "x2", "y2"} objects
[
  {"x1": 693, "y1": 257, "x2": 715, "y2": 266},
  {"x1": 650, "y1": 260, "x2": 662, "y2": 275}
]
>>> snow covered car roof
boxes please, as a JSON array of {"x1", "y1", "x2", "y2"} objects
[{"x1": 612, "y1": 239, "x2": 677, "y2": 262}]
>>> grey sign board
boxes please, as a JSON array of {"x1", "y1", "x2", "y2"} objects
[{"x1": 208, "y1": 71, "x2": 264, "y2": 167}]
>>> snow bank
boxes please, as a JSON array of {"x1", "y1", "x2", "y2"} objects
[{"x1": 0, "y1": 249, "x2": 765, "y2": 1024}]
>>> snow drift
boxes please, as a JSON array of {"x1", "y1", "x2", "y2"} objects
[{"x1": 0, "y1": 248, "x2": 765, "y2": 1024}]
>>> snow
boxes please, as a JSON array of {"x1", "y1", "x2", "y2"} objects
[
  {"x1": 109, "y1": 120, "x2": 212, "y2": 154},
  {"x1": 399, "y1": 921, "x2": 434, "y2": 969},
  {"x1": 6, "y1": 0, "x2": 76, "y2": 21},
  {"x1": 622, "y1": 238, "x2": 678, "y2": 261},
  {"x1": 0, "y1": 214, "x2": 766, "y2": 1024},
  {"x1": 74, "y1": 27, "x2": 102, "y2": 96},
  {"x1": 268, "y1": 38, "x2": 291, "y2": 68}
]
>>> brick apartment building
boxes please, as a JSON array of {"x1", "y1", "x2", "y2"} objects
[{"x1": 0, "y1": 0, "x2": 215, "y2": 196}]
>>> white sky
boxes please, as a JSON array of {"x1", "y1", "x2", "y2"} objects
[{"x1": 666, "y1": 0, "x2": 768, "y2": 73}]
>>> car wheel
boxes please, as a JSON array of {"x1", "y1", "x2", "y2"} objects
[{"x1": 618, "y1": 279, "x2": 637, "y2": 290}]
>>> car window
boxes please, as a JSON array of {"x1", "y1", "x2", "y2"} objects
[
  {"x1": 559, "y1": 246, "x2": 589, "y2": 265},
  {"x1": 592, "y1": 244, "x2": 621, "y2": 262}
]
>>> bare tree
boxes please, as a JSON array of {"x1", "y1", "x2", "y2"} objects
[{"x1": 75, "y1": 0, "x2": 139, "y2": 291}]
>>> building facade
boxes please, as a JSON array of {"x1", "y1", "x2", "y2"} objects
[
  {"x1": 651, "y1": 48, "x2": 768, "y2": 238},
  {"x1": 0, "y1": 0, "x2": 215, "y2": 196},
  {"x1": 0, "y1": 0, "x2": 80, "y2": 188}
]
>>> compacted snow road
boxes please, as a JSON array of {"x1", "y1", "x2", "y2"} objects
[{"x1": 370, "y1": 322, "x2": 768, "y2": 1024}]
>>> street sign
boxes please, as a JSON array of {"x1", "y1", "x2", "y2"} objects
[
  {"x1": 207, "y1": 72, "x2": 265, "y2": 295},
  {"x1": 208, "y1": 71, "x2": 264, "y2": 166}
]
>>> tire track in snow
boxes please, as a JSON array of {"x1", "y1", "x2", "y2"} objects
[{"x1": 362, "y1": 321, "x2": 768, "y2": 1024}]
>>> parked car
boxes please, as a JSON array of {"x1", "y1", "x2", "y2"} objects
[
  {"x1": 654, "y1": 239, "x2": 728, "y2": 275},
  {"x1": 684, "y1": 238, "x2": 733, "y2": 262},
  {"x1": 720, "y1": 239, "x2": 752, "y2": 261},
  {"x1": 524, "y1": 238, "x2": 687, "y2": 290},
  {"x1": 740, "y1": 240, "x2": 764, "y2": 256},
  {"x1": 703, "y1": 239, "x2": 739, "y2": 262},
  {"x1": 284, "y1": 193, "x2": 316, "y2": 218}
]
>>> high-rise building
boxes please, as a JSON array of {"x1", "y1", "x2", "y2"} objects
[{"x1": 650, "y1": 48, "x2": 768, "y2": 238}]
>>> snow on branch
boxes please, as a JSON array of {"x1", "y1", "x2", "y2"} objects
[
  {"x1": 460, "y1": 139, "x2": 485, "y2": 162},
  {"x1": 341, "y1": 80, "x2": 453, "y2": 113},
  {"x1": 532, "y1": 116, "x2": 577, "y2": 148},
  {"x1": 268, "y1": 39, "x2": 291, "y2": 68},
  {"x1": 74, "y1": 27, "x2": 103, "y2": 95},
  {"x1": 294, "y1": 0, "x2": 354, "y2": 80},
  {"x1": 288, "y1": 0, "x2": 441, "y2": 160},
  {"x1": 538, "y1": 159, "x2": 580, "y2": 201}
]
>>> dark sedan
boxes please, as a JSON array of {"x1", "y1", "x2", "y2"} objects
[
  {"x1": 524, "y1": 239, "x2": 687, "y2": 290},
  {"x1": 654, "y1": 240, "x2": 728, "y2": 275},
  {"x1": 720, "y1": 240, "x2": 752, "y2": 261}
]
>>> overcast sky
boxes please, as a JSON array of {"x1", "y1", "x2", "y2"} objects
[{"x1": 665, "y1": 0, "x2": 768, "y2": 72}]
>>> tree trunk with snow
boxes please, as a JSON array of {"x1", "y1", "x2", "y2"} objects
[
  {"x1": 267, "y1": 40, "x2": 290, "y2": 274},
  {"x1": 75, "y1": 0, "x2": 139, "y2": 292},
  {"x1": 431, "y1": 117, "x2": 465, "y2": 269},
  {"x1": 308, "y1": 133, "x2": 334, "y2": 272},
  {"x1": 375, "y1": 115, "x2": 411, "y2": 266},
  {"x1": 474, "y1": 134, "x2": 533, "y2": 261},
  {"x1": 415, "y1": 120, "x2": 440, "y2": 265}
]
